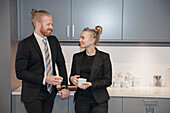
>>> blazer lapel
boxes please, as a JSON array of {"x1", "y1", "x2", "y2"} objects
[
  {"x1": 76, "y1": 52, "x2": 84, "y2": 75},
  {"x1": 90, "y1": 49, "x2": 101, "y2": 81},
  {"x1": 31, "y1": 34, "x2": 43, "y2": 60},
  {"x1": 47, "y1": 37, "x2": 57, "y2": 75}
]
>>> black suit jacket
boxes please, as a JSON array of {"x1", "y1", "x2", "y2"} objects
[
  {"x1": 15, "y1": 34, "x2": 68, "y2": 102},
  {"x1": 70, "y1": 48, "x2": 112, "y2": 104}
]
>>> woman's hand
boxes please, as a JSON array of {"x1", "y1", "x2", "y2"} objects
[
  {"x1": 78, "y1": 82, "x2": 92, "y2": 90},
  {"x1": 70, "y1": 75, "x2": 80, "y2": 86}
]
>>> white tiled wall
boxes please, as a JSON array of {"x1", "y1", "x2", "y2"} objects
[{"x1": 61, "y1": 46, "x2": 170, "y2": 86}]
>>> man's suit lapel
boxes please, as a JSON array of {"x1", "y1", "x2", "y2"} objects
[
  {"x1": 31, "y1": 34, "x2": 43, "y2": 61},
  {"x1": 47, "y1": 37, "x2": 58, "y2": 75}
]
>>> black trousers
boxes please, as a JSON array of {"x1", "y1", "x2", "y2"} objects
[
  {"x1": 75, "y1": 95, "x2": 108, "y2": 113},
  {"x1": 24, "y1": 87, "x2": 56, "y2": 113}
]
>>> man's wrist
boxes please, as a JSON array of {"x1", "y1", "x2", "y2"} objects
[{"x1": 61, "y1": 85, "x2": 68, "y2": 89}]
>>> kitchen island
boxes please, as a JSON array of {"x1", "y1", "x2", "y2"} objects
[{"x1": 12, "y1": 86, "x2": 170, "y2": 113}]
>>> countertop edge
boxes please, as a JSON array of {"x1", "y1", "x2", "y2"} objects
[{"x1": 12, "y1": 86, "x2": 170, "y2": 98}]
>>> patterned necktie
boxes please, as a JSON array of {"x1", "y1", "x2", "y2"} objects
[{"x1": 42, "y1": 38, "x2": 53, "y2": 93}]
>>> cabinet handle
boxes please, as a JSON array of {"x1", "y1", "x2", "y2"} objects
[
  {"x1": 67, "y1": 25, "x2": 69, "y2": 38},
  {"x1": 72, "y1": 25, "x2": 75, "y2": 38},
  {"x1": 146, "y1": 106, "x2": 154, "y2": 113},
  {"x1": 143, "y1": 100, "x2": 158, "y2": 106}
]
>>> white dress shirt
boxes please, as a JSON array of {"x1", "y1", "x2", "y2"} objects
[{"x1": 34, "y1": 32, "x2": 53, "y2": 85}]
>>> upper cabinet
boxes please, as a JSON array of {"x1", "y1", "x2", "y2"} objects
[
  {"x1": 18, "y1": 0, "x2": 170, "y2": 43},
  {"x1": 71, "y1": 0, "x2": 122, "y2": 41},
  {"x1": 17, "y1": 0, "x2": 122, "y2": 41},
  {"x1": 18, "y1": 0, "x2": 70, "y2": 40},
  {"x1": 123, "y1": 0, "x2": 170, "y2": 42}
]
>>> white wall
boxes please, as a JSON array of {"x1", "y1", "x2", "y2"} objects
[{"x1": 61, "y1": 46, "x2": 170, "y2": 86}]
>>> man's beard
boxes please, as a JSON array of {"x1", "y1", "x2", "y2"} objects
[{"x1": 41, "y1": 29, "x2": 52, "y2": 37}]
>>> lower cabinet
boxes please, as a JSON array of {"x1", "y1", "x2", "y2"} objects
[
  {"x1": 68, "y1": 96, "x2": 123, "y2": 113},
  {"x1": 12, "y1": 95, "x2": 170, "y2": 113},
  {"x1": 52, "y1": 96, "x2": 68, "y2": 113},
  {"x1": 123, "y1": 97, "x2": 170, "y2": 113},
  {"x1": 68, "y1": 96, "x2": 75, "y2": 113},
  {"x1": 11, "y1": 95, "x2": 68, "y2": 113},
  {"x1": 108, "y1": 97, "x2": 122, "y2": 113},
  {"x1": 11, "y1": 95, "x2": 122, "y2": 113},
  {"x1": 12, "y1": 95, "x2": 27, "y2": 113}
]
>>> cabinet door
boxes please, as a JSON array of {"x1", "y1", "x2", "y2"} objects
[
  {"x1": 123, "y1": 98, "x2": 150, "y2": 113},
  {"x1": 72, "y1": 0, "x2": 122, "y2": 41},
  {"x1": 52, "y1": 96, "x2": 68, "y2": 113},
  {"x1": 68, "y1": 96, "x2": 122, "y2": 113},
  {"x1": 153, "y1": 99, "x2": 170, "y2": 113},
  {"x1": 18, "y1": 0, "x2": 70, "y2": 41},
  {"x1": 123, "y1": 97, "x2": 170, "y2": 113},
  {"x1": 12, "y1": 95, "x2": 27, "y2": 113},
  {"x1": 108, "y1": 97, "x2": 122, "y2": 113},
  {"x1": 68, "y1": 96, "x2": 75, "y2": 113},
  {"x1": 123, "y1": 0, "x2": 170, "y2": 42},
  {"x1": 12, "y1": 95, "x2": 69, "y2": 113}
]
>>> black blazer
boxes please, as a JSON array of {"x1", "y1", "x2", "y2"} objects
[
  {"x1": 70, "y1": 48, "x2": 112, "y2": 104},
  {"x1": 15, "y1": 34, "x2": 67, "y2": 102}
]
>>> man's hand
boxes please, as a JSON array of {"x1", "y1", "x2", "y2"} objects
[
  {"x1": 45, "y1": 75, "x2": 63, "y2": 85},
  {"x1": 58, "y1": 89, "x2": 70, "y2": 99}
]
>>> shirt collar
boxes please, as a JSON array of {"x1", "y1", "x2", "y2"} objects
[{"x1": 34, "y1": 32, "x2": 47, "y2": 41}]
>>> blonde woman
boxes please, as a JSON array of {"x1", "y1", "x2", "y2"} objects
[{"x1": 70, "y1": 26, "x2": 112, "y2": 113}]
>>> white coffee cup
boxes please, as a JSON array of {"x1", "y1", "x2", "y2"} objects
[
  {"x1": 78, "y1": 78, "x2": 87, "y2": 86},
  {"x1": 55, "y1": 76, "x2": 63, "y2": 83}
]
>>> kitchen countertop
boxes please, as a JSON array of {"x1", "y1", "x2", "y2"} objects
[
  {"x1": 107, "y1": 86, "x2": 170, "y2": 98},
  {"x1": 12, "y1": 86, "x2": 170, "y2": 98},
  {"x1": 11, "y1": 86, "x2": 76, "y2": 96}
]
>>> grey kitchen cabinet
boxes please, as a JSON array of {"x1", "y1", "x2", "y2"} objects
[
  {"x1": 18, "y1": 0, "x2": 70, "y2": 40},
  {"x1": 71, "y1": 0, "x2": 122, "y2": 41},
  {"x1": 68, "y1": 95, "x2": 75, "y2": 113},
  {"x1": 123, "y1": 0, "x2": 170, "y2": 42},
  {"x1": 12, "y1": 95, "x2": 68, "y2": 113},
  {"x1": 18, "y1": 0, "x2": 170, "y2": 42},
  {"x1": 68, "y1": 95, "x2": 122, "y2": 113},
  {"x1": 108, "y1": 97, "x2": 122, "y2": 113},
  {"x1": 17, "y1": 0, "x2": 122, "y2": 41},
  {"x1": 123, "y1": 97, "x2": 170, "y2": 113},
  {"x1": 12, "y1": 95, "x2": 27, "y2": 113},
  {"x1": 12, "y1": 94, "x2": 170, "y2": 113},
  {"x1": 52, "y1": 95, "x2": 69, "y2": 113}
]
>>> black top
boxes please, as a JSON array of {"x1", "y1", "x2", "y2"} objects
[{"x1": 78, "y1": 53, "x2": 95, "y2": 98}]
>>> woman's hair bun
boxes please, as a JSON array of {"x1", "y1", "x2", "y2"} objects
[
  {"x1": 31, "y1": 9, "x2": 37, "y2": 15},
  {"x1": 95, "y1": 26, "x2": 103, "y2": 34}
]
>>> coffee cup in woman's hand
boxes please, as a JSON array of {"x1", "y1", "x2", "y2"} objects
[{"x1": 78, "y1": 78, "x2": 87, "y2": 86}]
